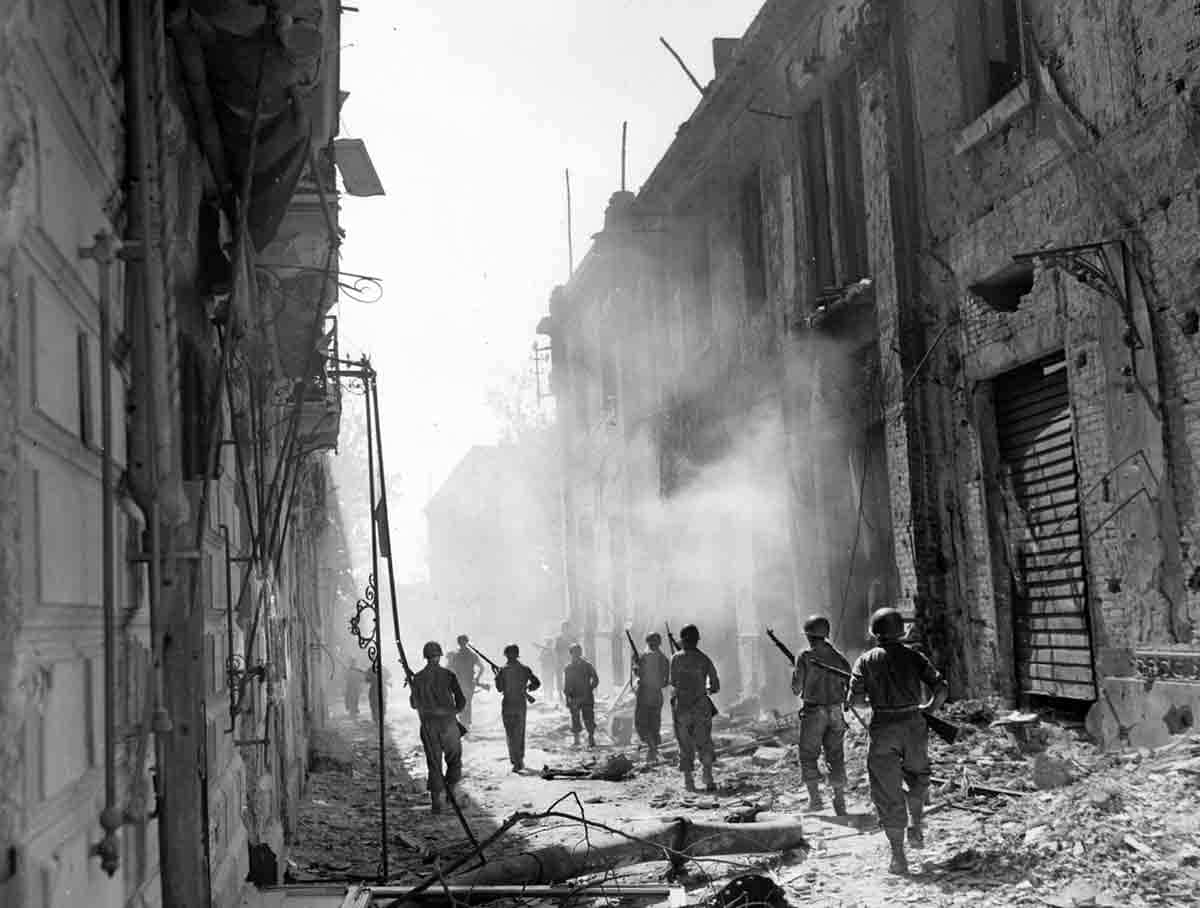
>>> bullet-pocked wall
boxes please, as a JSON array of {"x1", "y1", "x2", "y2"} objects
[
  {"x1": 543, "y1": 0, "x2": 1200, "y2": 740},
  {"x1": 875, "y1": 0, "x2": 1200, "y2": 728}
]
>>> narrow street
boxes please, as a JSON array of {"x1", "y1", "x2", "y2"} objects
[{"x1": 287, "y1": 685, "x2": 1200, "y2": 907}]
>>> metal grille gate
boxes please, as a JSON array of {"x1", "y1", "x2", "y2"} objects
[{"x1": 994, "y1": 353, "x2": 1097, "y2": 701}]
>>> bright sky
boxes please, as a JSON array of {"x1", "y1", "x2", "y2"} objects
[{"x1": 333, "y1": 1, "x2": 764, "y2": 579}]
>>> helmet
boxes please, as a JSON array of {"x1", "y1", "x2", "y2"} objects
[
  {"x1": 680, "y1": 624, "x2": 700, "y2": 645},
  {"x1": 503, "y1": 644, "x2": 519, "y2": 659},
  {"x1": 645, "y1": 632, "x2": 662, "y2": 646},
  {"x1": 802, "y1": 615, "x2": 830, "y2": 639},
  {"x1": 869, "y1": 608, "x2": 905, "y2": 641},
  {"x1": 422, "y1": 641, "x2": 443, "y2": 659},
  {"x1": 569, "y1": 643, "x2": 583, "y2": 655},
  {"x1": 456, "y1": 634, "x2": 469, "y2": 645}
]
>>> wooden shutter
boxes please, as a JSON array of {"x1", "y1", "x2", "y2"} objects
[{"x1": 994, "y1": 353, "x2": 1096, "y2": 701}]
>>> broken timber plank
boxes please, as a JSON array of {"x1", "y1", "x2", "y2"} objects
[
  {"x1": 447, "y1": 816, "x2": 809, "y2": 887},
  {"x1": 370, "y1": 883, "x2": 676, "y2": 902}
]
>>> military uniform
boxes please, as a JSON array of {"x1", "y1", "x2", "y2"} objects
[
  {"x1": 563, "y1": 657, "x2": 599, "y2": 743},
  {"x1": 495, "y1": 660, "x2": 540, "y2": 770},
  {"x1": 634, "y1": 647, "x2": 670, "y2": 755},
  {"x1": 409, "y1": 663, "x2": 466, "y2": 797},
  {"x1": 792, "y1": 639, "x2": 851, "y2": 796},
  {"x1": 669, "y1": 647, "x2": 719, "y2": 785},
  {"x1": 849, "y1": 641, "x2": 944, "y2": 833},
  {"x1": 446, "y1": 647, "x2": 481, "y2": 725}
]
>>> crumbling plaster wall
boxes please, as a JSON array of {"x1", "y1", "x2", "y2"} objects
[
  {"x1": 0, "y1": 0, "x2": 34, "y2": 891},
  {"x1": 899, "y1": 0, "x2": 1200, "y2": 705}
]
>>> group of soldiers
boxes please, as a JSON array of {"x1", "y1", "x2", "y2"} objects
[
  {"x1": 384, "y1": 605, "x2": 948, "y2": 875},
  {"x1": 789, "y1": 607, "x2": 949, "y2": 875}
]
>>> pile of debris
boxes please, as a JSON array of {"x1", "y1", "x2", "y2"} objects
[{"x1": 925, "y1": 734, "x2": 1200, "y2": 906}]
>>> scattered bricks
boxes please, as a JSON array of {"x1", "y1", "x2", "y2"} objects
[
  {"x1": 1032, "y1": 753, "x2": 1076, "y2": 790},
  {"x1": 751, "y1": 746, "x2": 791, "y2": 767}
]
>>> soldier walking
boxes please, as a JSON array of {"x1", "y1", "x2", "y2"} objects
[
  {"x1": 847, "y1": 607, "x2": 949, "y2": 874},
  {"x1": 343, "y1": 660, "x2": 365, "y2": 716},
  {"x1": 790, "y1": 615, "x2": 851, "y2": 815},
  {"x1": 669, "y1": 624, "x2": 719, "y2": 792},
  {"x1": 634, "y1": 632, "x2": 671, "y2": 763},
  {"x1": 494, "y1": 644, "x2": 540, "y2": 772},
  {"x1": 446, "y1": 634, "x2": 483, "y2": 726},
  {"x1": 563, "y1": 643, "x2": 599, "y2": 747},
  {"x1": 409, "y1": 641, "x2": 467, "y2": 814},
  {"x1": 553, "y1": 621, "x2": 573, "y2": 708}
]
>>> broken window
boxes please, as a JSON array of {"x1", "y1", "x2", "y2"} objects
[
  {"x1": 800, "y1": 101, "x2": 836, "y2": 295},
  {"x1": 963, "y1": 0, "x2": 1025, "y2": 116},
  {"x1": 740, "y1": 167, "x2": 767, "y2": 313},
  {"x1": 798, "y1": 73, "x2": 869, "y2": 303},
  {"x1": 969, "y1": 260, "x2": 1034, "y2": 312},
  {"x1": 829, "y1": 67, "x2": 869, "y2": 283}
]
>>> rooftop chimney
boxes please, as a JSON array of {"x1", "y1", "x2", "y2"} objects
[{"x1": 713, "y1": 38, "x2": 740, "y2": 79}]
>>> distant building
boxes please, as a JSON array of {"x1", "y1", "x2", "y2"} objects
[
  {"x1": 539, "y1": 0, "x2": 1200, "y2": 734},
  {"x1": 426, "y1": 441, "x2": 565, "y2": 668}
]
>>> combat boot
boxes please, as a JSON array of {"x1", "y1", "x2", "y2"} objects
[
  {"x1": 430, "y1": 792, "x2": 443, "y2": 815},
  {"x1": 806, "y1": 782, "x2": 824, "y2": 811},
  {"x1": 587, "y1": 731, "x2": 596, "y2": 748},
  {"x1": 683, "y1": 771, "x2": 696, "y2": 792},
  {"x1": 573, "y1": 732, "x2": 581, "y2": 747},
  {"x1": 702, "y1": 765, "x2": 716, "y2": 793},
  {"x1": 832, "y1": 787, "x2": 847, "y2": 816},
  {"x1": 646, "y1": 747, "x2": 658, "y2": 766},
  {"x1": 884, "y1": 828, "x2": 908, "y2": 875}
]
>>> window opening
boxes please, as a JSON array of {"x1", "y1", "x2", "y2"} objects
[
  {"x1": 740, "y1": 167, "x2": 767, "y2": 312},
  {"x1": 983, "y1": 0, "x2": 1024, "y2": 107}
]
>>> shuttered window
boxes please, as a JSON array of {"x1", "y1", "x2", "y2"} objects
[{"x1": 994, "y1": 353, "x2": 1097, "y2": 701}]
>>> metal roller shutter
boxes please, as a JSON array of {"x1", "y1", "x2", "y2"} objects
[{"x1": 994, "y1": 353, "x2": 1097, "y2": 701}]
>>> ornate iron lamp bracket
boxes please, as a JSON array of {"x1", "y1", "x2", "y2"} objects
[{"x1": 349, "y1": 573, "x2": 381, "y2": 672}]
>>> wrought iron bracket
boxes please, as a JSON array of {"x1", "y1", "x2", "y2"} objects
[
  {"x1": 349, "y1": 574, "x2": 381, "y2": 671},
  {"x1": 1013, "y1": 238, "x2": 1144, "y2": 352}
]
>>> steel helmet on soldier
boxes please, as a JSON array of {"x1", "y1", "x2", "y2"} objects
[
  {"x1": 680, "y1": 624, "x2": 700, "y2": 645},
  {"x1": 802, "y1": 615, "x2": 831, "y2": 639},
  {"x1": 869, "y1": 607, "x2": 905, "y2": 641},
  {"x1": 423, "y1": 641, "x2": 443, "y2": 659},
  {"x1": 645, "y1": 632, "x2": 662, "y2": 646},
  {"x1": 457, "y1": 634, "x2": 469, "y2": 645}
]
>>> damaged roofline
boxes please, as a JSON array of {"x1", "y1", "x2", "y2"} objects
[{"x1": 639, "y1": 0, "x2": 821, "y2": 209}]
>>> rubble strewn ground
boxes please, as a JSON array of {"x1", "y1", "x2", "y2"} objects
[{"x1": 290, "y1": 689, "x2": 1200, "y2": 906}]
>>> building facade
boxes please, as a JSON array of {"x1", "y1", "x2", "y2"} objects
[
  {"x1": 426, "y1": 442, "x2": 566, "y2": 663},
  {"x1": 541, "y1": 0, "x2": 1200, "y2": 735},
  {"x1": 0, "y1": 2, "x2": 365, "y2": 906}
]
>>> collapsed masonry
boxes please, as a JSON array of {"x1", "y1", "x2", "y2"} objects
[{"x1": 537, "y1": 0, "x2": 1200, "y2": 746}]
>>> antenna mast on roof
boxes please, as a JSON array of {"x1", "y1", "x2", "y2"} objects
[
  {"x1": 620, "y1": 121, "x2": 628, "y2": 192},
  {"x1": 565, "y1": 168, "x2": 575, "y2": 277}
]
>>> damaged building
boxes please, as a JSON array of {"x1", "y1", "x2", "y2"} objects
[
  {"x1": 538, "y1": 0, "x2": 1200, "y2": 740},
  {"x1": 0, "y1": 1, "x2": 372, "y2": 906}
]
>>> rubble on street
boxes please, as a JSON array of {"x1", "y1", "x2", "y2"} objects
[{"x1": 285, "y1": 693, "x2": 1199, "y2": 907}]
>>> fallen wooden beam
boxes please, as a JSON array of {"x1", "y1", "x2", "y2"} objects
[
  {"x1": 930, "y1": 775, "x2": 1027, "y2": 798},
  {"x1": 371, "y1": 883, "x2": 678, "y2": 902},
  {"x1": 447, "y1": 816, "x2": 809, "y2": 887}
]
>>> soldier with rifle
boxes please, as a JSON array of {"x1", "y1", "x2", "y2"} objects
[
  {"x1": 669, "y1": 624, "x2": 720, "y2": 793},
  {"x1": 483, "y1": 643, "x2": 540, "y2": 772},
  {"x1": 446, "y1": 634, "x2": 485, "y2": 726},
  {"x1": 408, "y1": 641, "x2": 467, "y2": 814},
  {"x1": 627, "y1": 630, "x2": 670, "y2": 764},
  {"x1": 768, "y1": 617, "x2": 851, "y2": 814},
  {"x1": 847, "y1": 607, "x2": 950, "y2": 875},
  {"x1": 564, "y1": 643, "x2": 600, "y2": 747}
]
